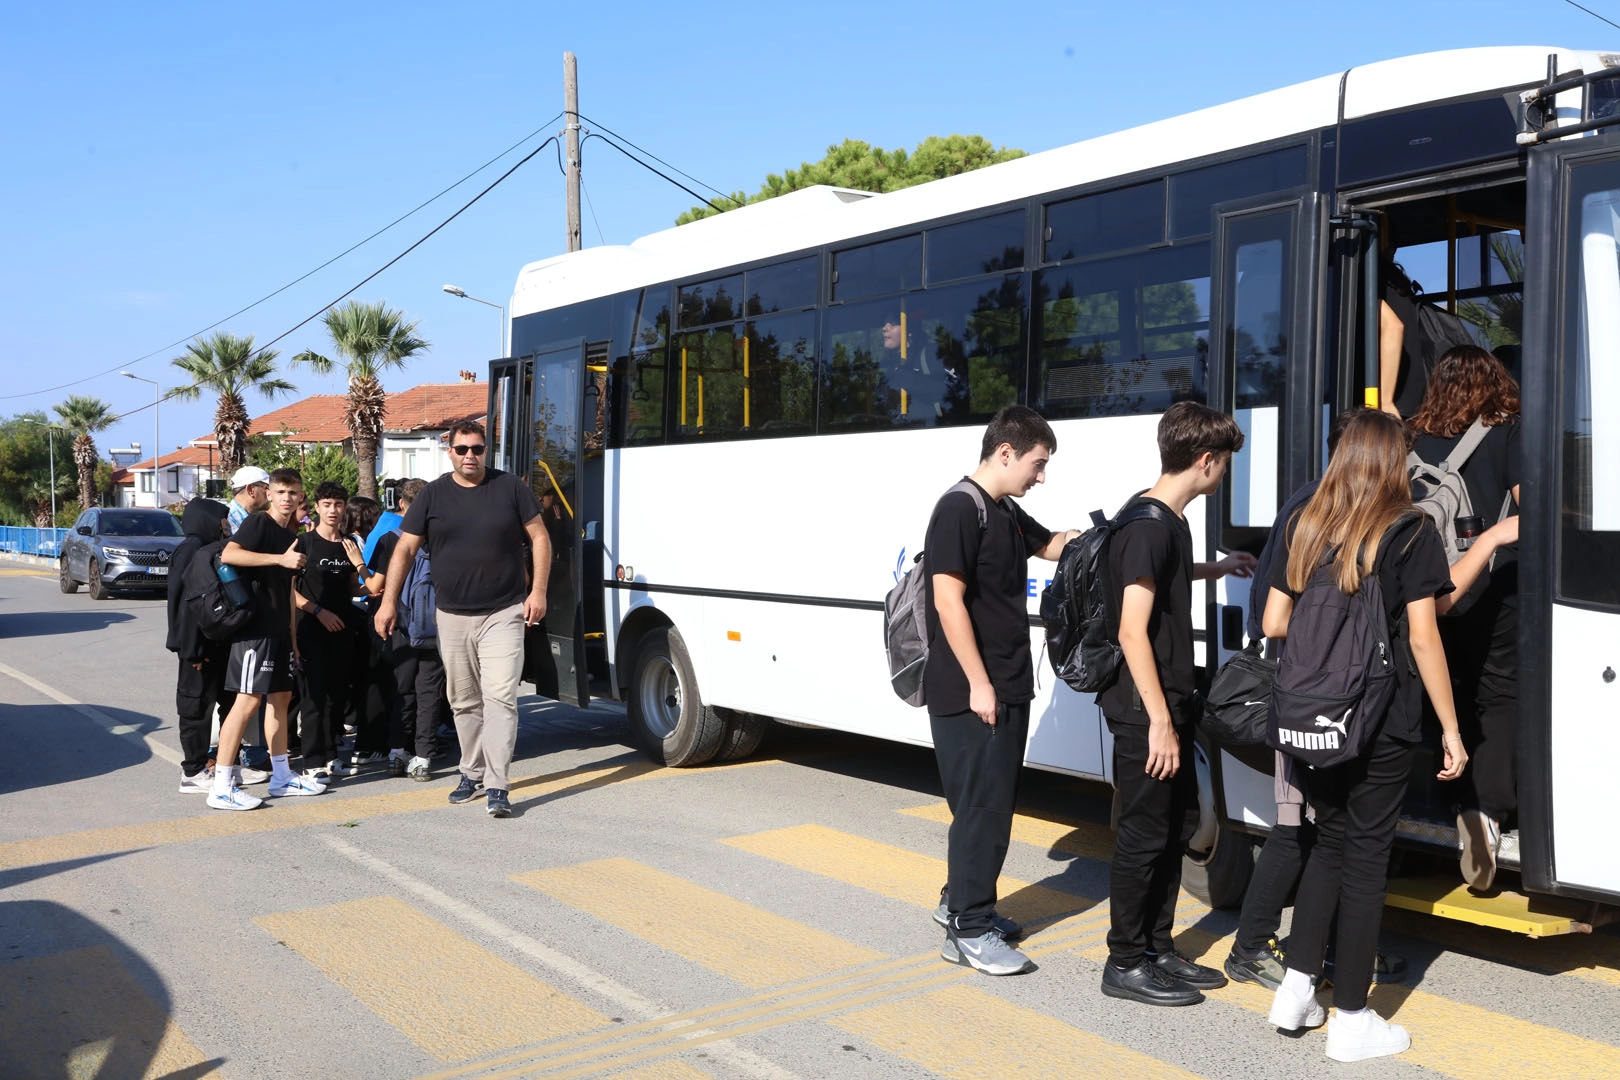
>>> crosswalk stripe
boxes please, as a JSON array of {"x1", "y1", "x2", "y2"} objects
[
  {"x1": 0, "y1": 945, "x2": 220, "y2": 1079},
  {"x1": 721, "y1": 823, "x2": 1095, "y2": 928},
  {"x1": 833, "y1": 982, "x2": 1210, "y2": 1079},
  {"x1": 256, "y1": 895, "x2": 609, "y2": 1063},
  {"x1": 606, "y1": 1062, "x2": 714, "y2": 1079},
  {"x1": 899, "y1": 801, "x2": 1116, "y2": 862},
  {"x1": 514, "y1": 857, "x2": 886, "y2": 989}
]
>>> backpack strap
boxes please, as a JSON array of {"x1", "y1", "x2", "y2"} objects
[
  {"x1": 1440, "y1": 418, "x2": 1492, "y2": 473},
  {"x1": 945, "y1": 479, "x2": 988, "y2": 531}
]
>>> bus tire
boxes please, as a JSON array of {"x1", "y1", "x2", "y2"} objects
[
  {"x1": 627, "y1": 626, "x2": 725, "y2": 767},
  {"x1": 1182, "y1": 826, "x2": 1257, "y2": 911},
  {"x1": 713, "y1": 708, "x2": 770, "y2": 762}
]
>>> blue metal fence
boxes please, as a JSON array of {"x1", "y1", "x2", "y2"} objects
[{"x1": 0, "y1": 526, "x2": 70, "y2": 558}]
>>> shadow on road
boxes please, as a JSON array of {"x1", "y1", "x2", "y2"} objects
[
  {"x1": 0, "y1": 703, "x2": 161, "y2": 794},
  {"x1": 0, "y1": 608, "x2": 138, "y2": 638}
]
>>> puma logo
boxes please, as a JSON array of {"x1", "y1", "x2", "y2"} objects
[{"x1": 1314, "y1": 710, "x2": 1351, "y2": 738}]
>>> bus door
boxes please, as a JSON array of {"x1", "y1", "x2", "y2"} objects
[
  {"x1": 1517, "y1": 129, "x2": 1620, "y2": 904},
  {"x1": 488, "y1": 358, "x2": 522, "y2": 476},
  {"x1": 525, "y1": 340, "x2": 591, "y2": 709}
]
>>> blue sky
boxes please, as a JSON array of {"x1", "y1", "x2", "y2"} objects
[{"x1": 2, "y1": 0, "x2": 1615, "y2": 460}]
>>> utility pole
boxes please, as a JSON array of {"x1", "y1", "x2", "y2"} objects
[{"x1": 564, "y1": 51, "x2": 582, "y2": 253}]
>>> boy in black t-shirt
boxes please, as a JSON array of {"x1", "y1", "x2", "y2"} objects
[
  {"x1": 1100, "y1": 402, "x2": 1255, "y2": 1007},
  {"x1": 291, "y1": 482, "x2": 370, "y2": 782},
  {"x1": 926, "y1": 406, "x2": 1078, "y2": 977},
  {"x1": 208, "y1": 469, "x2": 328, "y2": 810}
]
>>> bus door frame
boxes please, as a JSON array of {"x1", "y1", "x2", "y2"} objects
[{"x1": 488, "y1": 357, "x2": 523, "y2": 477}]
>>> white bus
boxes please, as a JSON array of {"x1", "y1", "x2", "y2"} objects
[{"x1": 490, "y1": 46, "x2": 1620, "y2": 933}]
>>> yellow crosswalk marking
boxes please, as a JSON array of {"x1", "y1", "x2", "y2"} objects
[
  {"x1": 0, "y1": 945, "x2": 220, "y2": 1079},
  {"x1": 514, "y1": 857, "x2": 885, "y2": 989},
  {"x1": 900, "y1": 801, "x2": 1116, "y2": 862},
  {"x1": 834, "y1": 983, "x2": 1209, "y2": 1079},
  {"x1": 607, "y1": 1061, "x2": 714, "y2": 1079},
  {"x1": 722, "y1": 823, "x2": 1096, "y2": 928},
  {"x1": 256, "y1": 895, "x2": 608, "y2": 1062}
]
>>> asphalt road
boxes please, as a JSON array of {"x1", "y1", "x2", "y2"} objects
[{"x1": 2, "y1": 559, "x2": 1618, "y2": 1080}]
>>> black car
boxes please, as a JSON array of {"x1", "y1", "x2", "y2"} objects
[{"x1": 59, "y1": 507, "x2": 185, "y2": 600}]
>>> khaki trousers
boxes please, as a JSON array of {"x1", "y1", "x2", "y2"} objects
[{"x1": 436, "y1": 603, "x2": 525, "y2": 791}]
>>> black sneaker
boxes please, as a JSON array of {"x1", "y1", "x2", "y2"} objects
[
  {"x1": 448, "y1": 776, "x2": 485, "y2": 804},
  {"x1": 1100, "y1": 960, "x2": 1204, "y2": 1006},
  {"x1": 486, "y1": 789, "x2": 511, "y2": 818},
  {"x1": 1151, "y1": 948, "x2": 1228, "y2": 989},
  {"x1": 1225, "y1": 938, "x2": 1286, "y2": 990}
]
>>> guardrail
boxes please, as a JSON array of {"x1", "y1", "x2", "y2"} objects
[{"x1": 0, "y1": 526, "x2": 70, "y2": 558}]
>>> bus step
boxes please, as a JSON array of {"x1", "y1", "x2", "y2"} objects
[{"x1": 1384, "y1": 875, "x2": 1597, "y2": 938}]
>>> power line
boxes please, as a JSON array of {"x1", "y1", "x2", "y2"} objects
[
  {"x1": 577, "y1": 113, "x2": 742, "y2": 207},
  {"x1": 581, "y1": 182, "x2": 607, "y2": 246},
  {"x1": 100, "y1": 136, "x2": 560, "y2": 430},
  {"x1": 3, "y1": 115, "x2": 564, "y2": 403},
  {"x1": 580, "y1": 132, "x2": 730, "y2": 216},
  {"x1": 1563, "y1": 0, "x2": 1620, "y2": 31}
]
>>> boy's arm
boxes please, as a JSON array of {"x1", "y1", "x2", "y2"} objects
[
  {"x1": 1194, "y1": 551, "x2": 1257, "y2": 580},
  {"x1": 1033, "y1": 529, "x2": 1081, "y2": 561},
  {"x1": 222, "y1": 539, "x2": 304, "y2": 570},
  {"x1": 1117, "y1": 578, "x2": 1180, "y2": 780},
  {"x1": 932, "y1": 571, "x2": 997, "y2": 727}
]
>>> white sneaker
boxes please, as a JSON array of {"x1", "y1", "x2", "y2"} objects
[
  {"x1": 326, "y1": 758, "x2": 355, "y2": 778},
  {"x1": 178, "y1": 768, "x2": 213, "y2": 794},
  {"x1": 238, "y1": 765, "x2": 271, "y2": 785},
  {"x1": 407, "y1": 756, "x2": 431, "y2": 781},
  {"x1": 206, "y1": 785, "x2": 264, "y2": 811},
  {"x1": 269, "y1": 773, "x2": 327, "y2": 797},
  {"x1": 1268, "y1": 982, "x2": 1327, "y2": 1030},
  {"x1": 1325, "y1": 1009, "x2": 1410, "y2": 1062}
]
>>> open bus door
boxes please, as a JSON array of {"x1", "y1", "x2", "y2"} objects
[
  {"x1": 1516, "y1": 126, "x2": 1620, "y2": 908},
  {"x1": 520, "y1": 340, "x2": 591, "y2": 709}
]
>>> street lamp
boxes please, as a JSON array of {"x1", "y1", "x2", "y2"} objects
[
  {"x1": 21, "y1": 418, "x2": 59, "y2": 526},
  {"x1": 121, "y1": 371, "x2": 161, "y2": 508},
  {"x1": 442, "y1": 283, "x2": 507, "y2": 358}
]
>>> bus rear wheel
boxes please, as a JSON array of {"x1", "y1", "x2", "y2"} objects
[{"x1": 627, "y1": 626, "x2": 725, "y2": 767}]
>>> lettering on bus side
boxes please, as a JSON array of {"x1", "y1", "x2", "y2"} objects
[{"x1": 1026, "y1": 578, "x2": 1054, "y2": 597}]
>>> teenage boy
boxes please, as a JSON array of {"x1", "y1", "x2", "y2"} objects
[
  {"x1": 368, "y1": 479, "x2": 445, "y2": 781},
  {"x1": 208, "y1": 468, "x2": 328, "y2": 810},
  {"x1": 928, "y1": 405, "x2": 1078, "y2": 976},
  {"x1": 1100, "y1": 401, "x2": 1255, "y2": 1006},
  {"x1": 292, "y1": 482, "x2": 368, "y2": 781}
]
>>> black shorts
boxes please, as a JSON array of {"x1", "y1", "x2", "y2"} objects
[{"x1": 226, "y1": 636, "x2": 295, "y2": 696}]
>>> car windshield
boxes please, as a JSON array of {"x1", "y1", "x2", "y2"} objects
[{"x1": 99, "y1": 511, "x2": 183, "y2": 537}]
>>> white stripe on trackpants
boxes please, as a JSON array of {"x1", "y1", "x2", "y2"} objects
[{"x1": 435, "y1": 602, "x2": 526, "y2": 792}]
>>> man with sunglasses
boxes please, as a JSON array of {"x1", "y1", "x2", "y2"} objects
[{"x1": 375, "y1": 421, "x2": 551, "y2": 819}]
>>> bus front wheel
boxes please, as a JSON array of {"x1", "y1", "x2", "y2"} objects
[
  {"x1": 627, "y1": 626, "x2": 726, "y2": 767},
  {"x1": 1182, "y1": 826, "x2": 1257, "y2": 911}
]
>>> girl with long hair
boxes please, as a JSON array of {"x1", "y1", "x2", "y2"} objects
[
  {"x1": 1408, "y1": 346, "x2": 1523, "y2": 891},
  {"x1": 1260, "y1": 409, "x2": 1469, "y2": 1063}
]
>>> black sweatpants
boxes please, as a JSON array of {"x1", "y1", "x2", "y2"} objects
[
  {"x1": 1236, "y1": 821, "x2": 1314, "y2": 954},
  {"x1": 1106, "y1": 720, "x2": 1198, "y2": 968},
  {"x1": 386, "y1": 629, "x2": 445, "y2": 761},
  {"x1": 1440, "y1": 593, "x2": 1519, "y2": 822},
  {"x1": 930, "y1": 702, "x2": 1031, "y2": 938},
  {"x1": 175, "y1": 649, "x2": 232, "y2": 776},
  {"x1": 296, "y1": 620, "x2": 359, "y2": 767},
  {"x1": 1286, "y1": 729, "x2": 1414, "y2": 1011}
]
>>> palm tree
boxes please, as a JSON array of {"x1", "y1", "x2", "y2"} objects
[
  {"x1": 292, "y1": 300, "x2": 429, "y2": 498},
  {"x1": 53, "y1": 395, "x2": 115, "y2": 511},
  {"x1": 169, "y1": 331, "x2": 296, "y2": 473}
]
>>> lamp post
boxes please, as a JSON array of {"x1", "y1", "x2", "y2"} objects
[
  {"x1": 121, "y1": 372, "x2": 161, "y2": 507},
  {"x1": 442, "y1": 284, "x2": 507, "y2": 358},
  {"x1": 21, "y1": 418, "x2": 59, "y2": 526}
]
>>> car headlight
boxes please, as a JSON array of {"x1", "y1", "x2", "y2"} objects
[{"x1": 102, "y1": 546, "x2": 131, "y2": 560}]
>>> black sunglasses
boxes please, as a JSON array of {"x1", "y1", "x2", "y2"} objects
[{"x1": 451, "y1": 444, "x2": 486, "y2": 456}]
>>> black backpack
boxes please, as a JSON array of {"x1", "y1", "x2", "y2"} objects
[
  {"x1": 1202, "y1": 640, "x2": 1276, "y2": 747},
  {"x1": 1040, "y1": 498, "x2": 1177, "y2": 694},
  {"x1": 183, "y1": 538, "x2": 256, "y2": 642},
  {"x1": 1266, "y1": 545, "x2": 1399, "y2": 768}
]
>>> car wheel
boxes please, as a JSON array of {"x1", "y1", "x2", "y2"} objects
[
  {"x1": 626, "y1": 626, "x2": 725, "y2": 767},
  {"x1": 59, "y1": 557, "x2": 80, "y2": 594},
  {"x1": 88, "y1": 561, "x2": 112, "y2": 601}
]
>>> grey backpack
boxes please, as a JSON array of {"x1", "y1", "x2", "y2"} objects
[
  {"x1": 1408, "y1": 418, "x2": 1513, "y2": 612},
  {"x1": 884, "y1": 481, "x2": 986, "y2": 707}
]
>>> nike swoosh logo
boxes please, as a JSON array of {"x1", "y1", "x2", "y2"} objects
[{"x1": 1244, "y1": 700, "x2": 1267, "y2": 707}]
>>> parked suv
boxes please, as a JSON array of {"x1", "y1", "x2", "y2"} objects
[{"x1": 59, "y1": 508, "x2": 185, "y2": 600}]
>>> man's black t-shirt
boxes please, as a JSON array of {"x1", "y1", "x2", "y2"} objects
[
  {"x1": 1412, "y1": 418, "x2": 1521, "y2": 604},
  {"x1": 1098, "y1": 496, "x2": 1197, "y2": 726},
  {"x1": 399, "y1": 469, "x2": 542, "y2": 616},
  {"x1": 922, "y1": 479, "x2": 1052, "y2": 716},
  {"x1": 231, "y1": 511, "x2": 298, "y2": 640},
  {"x1": 1269, "y1": 514, "x2": 1453, "y2": 743},
  {"x1": 296, "y1": 530, "x2": 360, "y2": 628}
]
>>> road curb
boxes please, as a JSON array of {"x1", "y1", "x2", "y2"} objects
[{"x1": 0, "y1": 552, "x2": 55, "y2": 568}]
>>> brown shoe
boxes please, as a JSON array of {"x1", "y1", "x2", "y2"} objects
[{"x1": 1458, "y1": 808, "x2": 1500, "y2": 891}]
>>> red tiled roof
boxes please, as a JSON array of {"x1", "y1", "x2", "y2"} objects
[
  {"x1": 249, "y1": 394, "x2": 352, "y2": 445},
  {"x1": 383, "y1": 382, "x2": 487, "y2": 433}
]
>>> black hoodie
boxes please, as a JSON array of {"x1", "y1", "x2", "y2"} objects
[{"x1": 166, "y1": 498, "x2": 229, "y2": 660}]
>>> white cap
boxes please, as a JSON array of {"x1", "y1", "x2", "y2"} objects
[{"x1": 230, "y1": 465, "x2": 271, "y2": 490}]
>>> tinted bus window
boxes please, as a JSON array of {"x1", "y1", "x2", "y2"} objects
[
  {"x1": 1170, "y1": 147, "x2": 1307, "y2": 239},
  {"x1": 678, "y1": 274, "x2": 743, "y2": 328},
  {"x1": 918, "y1": 274, "x2": 1023, "y2": 418},
  {"x1": 618, "y1": 349, "x2": 666, "y2": 446},
  {"x1": 832, "y1": 235, "x2": 921, "y2": 301},
  {"x1": 928, "y1": 210, "x2": 1026, "y2": 283},
  {"x1": 633, "y1": 286, "x2": 671, "y2": 349},
  {"x1": 744, "y1": 311, "x2": 818, "y2": 436},
  {"x1": 674, "y1": 326, "x2": 739, "y2": 438},
  {"x1": 1033, "y1": 244, "x2": 1209, "y2": 419},
  {"x1": 1045, "y1": 181, "x2": 1165, "y2": 262},
  {"x1": 745, "y1": 256, "x2": 818, "y2": 315}
]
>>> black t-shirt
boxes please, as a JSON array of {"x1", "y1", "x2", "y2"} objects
[
  {"x1": 1269, "y1": 514, "x2": 1453, "y2": 742},
  {"x1": 296, "y1": 530, "x2": 360, "y2": 627},
  {"x1": 1248, "y1": 479, "x2": 1320, "y2": 643},
  {"x1": 1383, "y1": 287, "x2": 1429, "y2": 419},
  {"x1": 1412, "y1": 419, "x2": 1521, "y2": 603},
  {"x1": 922, "y1": 479, "x2": 1052, "y2": 715},
  {"x1": 1098, "y1": 496, "x2": 1197, "y2": 725},
  {"x1": 399, "y1": 469, "x2": 542, "y2": 616},
  {"x1": 231, "y1": 511, "x2": 298, "y2": 639}
]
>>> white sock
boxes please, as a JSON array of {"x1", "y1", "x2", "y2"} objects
[
  {"x1": 211, "y1": 767, "x2": 234, "y2": 796},
  {"x1": 390, "y1": 748, "x2": 408, "y2": 758},
  {"x1": 1280, "y1": 967, "x2": 1314, "y2": 999},
  {"x1": 270, "y1": 754, "x2": 293, "y2": 781},
  {"x1": 1334, "y1": 1006, "x2": 1371, "y2": 1027}
]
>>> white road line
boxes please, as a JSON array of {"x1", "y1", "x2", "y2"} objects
[
  {"x1": 323, "y1": 835, "x2": 802, "y2": 1080},
  {"x1": 0, "y1": 660, "x2": 183, "y2": 766}
]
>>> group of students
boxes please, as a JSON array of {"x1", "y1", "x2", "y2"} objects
[
  {"x1": 165, "y1": 466, "x2": 451, "y2": 809},
  {"x1": 923, "y1": 341, "x2": 1522, "y2": 1064}
]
